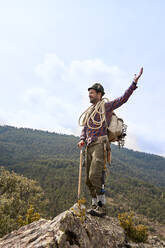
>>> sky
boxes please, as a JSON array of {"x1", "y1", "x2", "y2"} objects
[{"x1": 0, "y1": 0, "x2": 164, "y2": 157}]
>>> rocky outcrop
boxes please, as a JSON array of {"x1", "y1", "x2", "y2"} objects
[{"x1": 0, "y1": 207, "x2": 165, "y2": 248}]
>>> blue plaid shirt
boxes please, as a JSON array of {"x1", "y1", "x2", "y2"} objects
[{"x1": 80, "y1": 82, "x2": 137, "y2": 145}]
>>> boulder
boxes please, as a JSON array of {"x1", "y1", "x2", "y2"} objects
[{"x1": 0, "y1": 207, "x2": 164, "y2": 248}]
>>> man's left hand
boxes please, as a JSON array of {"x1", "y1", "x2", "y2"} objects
[{"x1": 133, "y1": 67, "x2": 143, "y2": 84}]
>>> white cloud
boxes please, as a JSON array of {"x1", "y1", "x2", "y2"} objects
[
  {"x1": 124, "y1": 132, "x2": 140, "y2": 151},
  {"x1": 1, "y1": 53, "x2": 164, "y2": 156},
  {"x1": 35, "y1": 54, "x2": 66, "y2": 85},
  {"x1": 0, "y1": 115, "x2": 8, "y2": 126},
  {"x1": 32, "y1": 54, "x2": 132, "y2": 135},
  {"x1": 5, "y1": 54, "x2": 130, "y2": 136}
]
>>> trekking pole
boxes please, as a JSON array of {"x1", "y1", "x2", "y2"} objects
[{"x1": 78, "y1": 149, "x2": 83, "y2": 199}]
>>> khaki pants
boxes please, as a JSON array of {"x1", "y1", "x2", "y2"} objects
[{"x1": 85, "y1": 141, "x2": 107, "y2": 198}]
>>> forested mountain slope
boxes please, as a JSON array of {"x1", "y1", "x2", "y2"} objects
[{"x1": 0, "y1": 125, "x2": 165, "y2": 224}]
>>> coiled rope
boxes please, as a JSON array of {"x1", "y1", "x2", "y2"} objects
[{"x1": 78, "y1": 98, "x2": 109, "y2": 129}]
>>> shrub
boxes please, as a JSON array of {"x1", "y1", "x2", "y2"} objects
[
  {"x1": 0, "y1": 167, "x2": 49, "y2": 237},
  {"x1": 18, "y1": 205, "x2": 41, "y2": 227},
  {"x1": 118, "y1": 212, "x2": 148, "y2": 243}
]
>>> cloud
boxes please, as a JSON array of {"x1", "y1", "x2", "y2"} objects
[
  {"x1": 124, "y1": 132, "x2": 140, "y2": 151},
  {"x1": 32, "y1": 54, "x2": 131, "y2": 135},
  {"x1": 34, "y1": 54, "x2": 146, "y2": 152},
  {"x1": 35, "y1": 54, "x2": 66, "y2": 87},
  {"x1": 0, "y1": 115, "x2": 8, "y2": 126},
  {"x1": 1, "y1": 53, "x2": 164, "y2": 156},
  {"x1": 9, "y1": 54, "x2": 130, "y2": 136},
  {"x1": 35, "y1": 54, "x2": 129, "y2": 102}
]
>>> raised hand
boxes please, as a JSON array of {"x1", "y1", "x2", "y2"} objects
[{"x1": 133, "y1": 67, "x2": 143, "y2": 84}]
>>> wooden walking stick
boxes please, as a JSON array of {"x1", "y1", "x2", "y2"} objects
[
  {"x1": 70, "y1": 148, "x2": 85, "y2": 220},
  {"x1": 78, "y1": 149, "x2": 83, "y2": 199}
]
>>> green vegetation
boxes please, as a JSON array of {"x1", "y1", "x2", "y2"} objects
[
  {"x1": 18, "y1": 205, "x2": 41, "y2": 227},
  {"x1": 118, "y1": 212, "x2": 148, "y2": 243},
  {"x1": 0, "y1": 167, "x2": 49, "y2": 237},
  {"x1": 0, "y1": 125, "x2": 165, "y2": 229}
]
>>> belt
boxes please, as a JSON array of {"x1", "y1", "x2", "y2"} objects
[
  {"x1": 87, "y1": 135, "x2": 111, "y2": 165},
  {"x1": 88, "y1": 135, "x2": 109, "y2": 147}
]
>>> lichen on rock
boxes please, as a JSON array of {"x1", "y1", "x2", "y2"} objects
[{"x1": 0, "y1": 206, "x2": 164, "y2": 248}]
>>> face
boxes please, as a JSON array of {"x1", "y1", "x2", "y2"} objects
[{"x1": 89, "y1": 89, "x2": 102, "y2": 104}]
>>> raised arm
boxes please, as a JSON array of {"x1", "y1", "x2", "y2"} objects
[
  {"x1": 105, "y1": 67, "x2": 143, "y2": 112},
  {"x1": 133, "y1": 67, "x2": 143, "y2": 84}
]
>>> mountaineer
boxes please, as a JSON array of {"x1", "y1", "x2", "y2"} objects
[{"x1": 78, "y1": 67, "x2": 143, "y2": 217}]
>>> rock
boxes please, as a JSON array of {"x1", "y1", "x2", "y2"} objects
[
  {"x1": 0, "y1": 206, "x2": 165, "y2": 248},
  {"x1": 0, "y1": 208, "x2": 125, "y2": 248}
]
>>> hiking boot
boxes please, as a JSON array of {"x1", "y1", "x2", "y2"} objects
[
  {"x1": 91, "y1": 204, "x2": 97, "y2": 210},
  {"x1": 94, "y1": 204, "x2": 106, "y2": 217},
  {"x1": 86, "y1": 204, "x2": 97, "y2": 214},
  {"x1": 87, "y1": 204, "x2": 106, "y2": 217}
]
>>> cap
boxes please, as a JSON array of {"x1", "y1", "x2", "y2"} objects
[{"x1": 88, "y1": 83, "x2": 105, "y2": 96}]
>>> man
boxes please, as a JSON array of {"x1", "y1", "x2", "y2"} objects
[{"x1": 78, "y1": 68, "x2": 143, "y2": 216}]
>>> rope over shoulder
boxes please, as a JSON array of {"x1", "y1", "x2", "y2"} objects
[
  {"x1": 78, "y1": 98, "x2": 109, "y2": 130},
  {"x1": 78, "y1": 98, "x2": 127, "y2": 148}
]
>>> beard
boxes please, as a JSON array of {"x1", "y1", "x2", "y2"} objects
[{"x1": 89, "y1": 97, "x2": 97, "y2": 104}]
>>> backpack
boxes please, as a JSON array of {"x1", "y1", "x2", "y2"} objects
[{"x1": 106, "y1": 112, "x2": 127, "y2": 148}]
